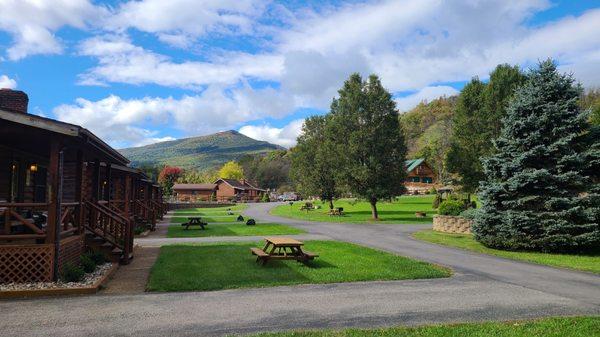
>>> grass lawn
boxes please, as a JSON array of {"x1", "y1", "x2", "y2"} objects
[
  {"x1": 413, "y1": 230, "x2": 600, "y2": 274},
  {"x1": 147, "y1": 240, "x2": 450, "y2": 292},
  {"x1": 171, "y1": 205, "x2": 249, "y2": 224},
  {"x1": 271, "y1": 196, "x2": 436, "y2": 224},
  {"x1": 167, "y1": 222, "x2": 305, "y2": 238},
  {"x1": 247, "y1": 316, "x2": 600, "y2": 337}
]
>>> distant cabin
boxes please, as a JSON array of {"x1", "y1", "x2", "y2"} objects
[
  {"x1": 214, "y1": 178, "x2": 266, "y2": 202},
  {"x1": 172, "y1": 183, "x2": 217, "y2": 202},
  {"x1": 405, "y1": 158, "x2": 437, "y2": 194}
]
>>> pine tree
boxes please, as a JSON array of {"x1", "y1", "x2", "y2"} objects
[{"x1": 473, "y1": 60, "x2": 600, "y2": 253}]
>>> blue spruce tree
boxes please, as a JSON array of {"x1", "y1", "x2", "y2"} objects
[{"x1": 473, "y1": 60, "x2": 600, "y2": 253}]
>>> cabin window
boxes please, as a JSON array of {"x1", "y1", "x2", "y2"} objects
[
  {"x1": 33, "y1": 166, "x2": 47, "y2": 202},
  {"x1": 409, "y1": 177, "x2": 420, "y2": 183},
  {"x1": 422, "y1": 177, "x2": 433, "y2": 184}
]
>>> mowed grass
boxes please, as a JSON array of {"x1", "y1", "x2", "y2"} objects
[
  {"x1": 271, "y1": 196, "x2": 436, "y2": 224},
  {"x1": 167, "y1": 222, "x2": 305, "y2": 238},
  {"x1": 414, "y1": 230, "x2": 600, "y2": 274},
  {"x1": 147, "y1": 240, "x2": 450, "y2": 292},
  {"x1": 247, "y1": 316, "x2": 600, "y2": 337},
  {"x1": 171, "y1": 205, "x2": 248, "y2": 224}
]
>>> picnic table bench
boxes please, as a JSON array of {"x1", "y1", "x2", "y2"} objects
[
  {"x1": 328, "y1": 207, "x2": 344, "y2": 216},
  {"x1": 251, "y1": 237, "x2": 318, "y2": 265},
  {"x1": 299, "y1": 202, "x2": 314, "y2": 211},
  {"x1": 181, "y1": 216, "x2": 208, "y2": 230}
]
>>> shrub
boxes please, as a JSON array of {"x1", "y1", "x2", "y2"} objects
[
  {"x1": 237, "y1": 215, "x2": 244, "y2": 222},
  {"x1": 438, "y1": 199, "x2": 464, "y2": 216},
  {"x1": 80, "y1": 255, "x2": 96, "y2": 273},
  {"x1": 428, "y1": 187, "x2": 437, "y2": 195},
  {"x1": 261, "y1": 193, "x2": 270, "y2": 202},
  {"x1": 61, "y1": 263, "x2": 85, "y2": 282},
  {"x1": 460, "y1": 208, "x2": 479, "y2": 220},
  {"x1": 87, "y1": 251, "x2": 106, "y2": 265},
  {"x1": 246, "y1": 219, "x2": 256, "y2": 226},
  {"x1": 134, "y1": 226, "x2": 145, "y2": 235}
]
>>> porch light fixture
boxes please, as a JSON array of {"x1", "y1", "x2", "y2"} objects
[{"x1": 29, "y1": 164, "x2": 38, "y2": 172}]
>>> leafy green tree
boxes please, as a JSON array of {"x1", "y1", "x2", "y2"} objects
[
  {"x1": 329, "y1": 73, "x2": 407, "y2": 219},
  {"x1": 579, "y1": 88, "x2": 600, "y2": 126},
  {"x1": 218, "y1": 161, "x2": 244, "y2": 179},
  {"x1": 446, "y1": 78, "x2": 487, "y2": 192},
  {"x1": 473, "y1": 60, "x2": 600, "y2": 253},
  {"x1": 239, "y1": 150, "x2": 291, "y2": 190},
  {"x1": 290, "y1": 115, "x2": 339, "y2": 210},
  {"x1": 447, "y1": 64, "x2": 526, "y2": 193}
]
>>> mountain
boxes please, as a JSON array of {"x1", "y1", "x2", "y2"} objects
[{"x1": 119, "y1": 130, "x2": 285, "y2": 171}]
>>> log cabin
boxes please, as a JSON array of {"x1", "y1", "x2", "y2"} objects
[
  {"x1": 214, "y1": 178, "x2": 266, "y2": 202},
  {"x1": 0, "y1": 89, "x2": 166, "y2": 283},
  {"x1": 172, "y1": 183, "x2": 217, "y2": 202},
  {"x1": 405, "y1": 158, "x2": 437, "y2": 194}
]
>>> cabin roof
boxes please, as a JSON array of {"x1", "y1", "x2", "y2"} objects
[
  {"x1": 173, "y1": 183, "x2": 217, "y2": 191},
  {"x1": 405, "y1": 158, "x2": 426, "y2": 173},
  {"x1": 214, "y1": 178, "x2": 266, "y2": 191},
  {"x1": 0, "y1": 108, "x2": 129, "y2": 165}
]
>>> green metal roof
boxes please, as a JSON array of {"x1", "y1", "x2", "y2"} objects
[{"x1": 405, "y1": 158, "x2": 425, "y2": 172}]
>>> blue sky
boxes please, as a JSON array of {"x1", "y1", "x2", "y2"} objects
[{"x1": 0, "y1": 0, "x2": 598, "y2": 148}]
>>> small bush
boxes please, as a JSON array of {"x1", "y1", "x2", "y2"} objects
[
  {"x1": 438, "y1": 199, "x2": 464, "y2": 216},
  {"x1": 61, "y1": 263, "x2": 85, "y2": 282},
  {"x1": 80, "y1": 255, "x2": 96, "y2": 273},
  {"x1": 134, "y1": 226, "x2": 145, "y2": 235},
  {"x1": 246, "y1": 219, "x2": 256, "y2": 226},
  {"x1": 261, "y1": 193, "x2": 270, "y2": 202},
  {"x1": 428, "y1": 187, "x2": 437, "y2": 195},
  {"x1": 237, "y1": 215, "x2": 244, "y2": 222},
  {"x1": 460, "y1": 208, "x2": 479, "y2": 220},
  {"x1": 87, "y1": 251, "x2": 106, "y2": 265}
]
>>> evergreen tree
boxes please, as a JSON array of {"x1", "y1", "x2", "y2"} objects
[
  {"x1": 290, "y1": 115, "x2": 339, "y2": 209},
  {"x1": 473, "y1": 60, "x2": 600, "y2": 253},
  {"x1": 329, "y1": 73, "x2": 407, "y2": 219}
]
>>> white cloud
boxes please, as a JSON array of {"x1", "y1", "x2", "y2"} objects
[
  {"x1": 239, "y1": 119, "x2": 305, "y2": 148},
  {"x1": 53, "y1": 84, "x2": 297, "y2": 147},
  {"x1": 105, "y1": 0, "x2": 264, "y2": 47},
  {"x1": 78, "y1": 35, "x2": 283, "y2": 88},
  {"x1": 0, "y1": 75, "x2": 17, "y2": 89},
  {"x1": 0, "y1": 0, "x2": 105, "y2": 60},
  {"x1": 395, "y1": 86, "x2": 459, "y2": 112}
]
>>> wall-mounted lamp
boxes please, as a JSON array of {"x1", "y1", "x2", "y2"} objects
[{"x1": 29, "y1": 164, "x2": 38, "y2": 172}]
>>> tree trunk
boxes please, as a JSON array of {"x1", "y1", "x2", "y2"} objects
[
  {"x1": 370, "y1": 198, "x2": 379, "y2": 220},
  {"x1": 328, "y1": 199, "x2": 334, "y2": 210}
]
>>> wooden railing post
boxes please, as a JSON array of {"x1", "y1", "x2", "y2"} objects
[
  {"x1": 46, "y1": 140, "x2": 64, "y2": 281},
  {"x1": 75, "y1": 150, "x2": 84, "y2": 234}
]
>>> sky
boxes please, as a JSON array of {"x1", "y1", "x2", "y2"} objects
[{"x1": 0, "y1": 0, "x2": 598, "y2": 149}]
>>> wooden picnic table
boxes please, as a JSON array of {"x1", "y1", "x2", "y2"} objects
[
  {"x1": 329, "y1": 207, "x2": 344, "y2": 216},
  {"x1": 250, "y1": 237, "x2": 318, "y2": 265},
  {"x1": 181, "y1": 216, "x2": 207, "y2": 230}
]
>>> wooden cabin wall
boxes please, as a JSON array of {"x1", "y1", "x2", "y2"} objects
[
  {"x1": 0, "y1": 148, "x2": 10, "y2": 201},
  {"x1": 62, "y1": 162, "x2": 77, "y2": 203}
]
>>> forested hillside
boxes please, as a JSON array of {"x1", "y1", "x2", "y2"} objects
[{"x1": 119, "y1": 130, "x2": 284, "y2": 170}]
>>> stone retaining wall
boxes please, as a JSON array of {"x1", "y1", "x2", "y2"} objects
[{"x1": 433, "y1": 215, "x2": 472, "y2": 234}]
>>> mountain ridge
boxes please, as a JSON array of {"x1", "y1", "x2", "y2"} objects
[{"x1": 119, "y1": 130, "x2": 284, "y2": 170}]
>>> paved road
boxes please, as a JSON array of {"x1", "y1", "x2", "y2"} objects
[{"x1": 1, "y1": 203, "x2": 599, "y2": 337}]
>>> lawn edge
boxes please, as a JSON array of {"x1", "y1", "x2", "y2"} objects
[{"x1": 411, "y1": 230, "x2": 600, "y2": 275}]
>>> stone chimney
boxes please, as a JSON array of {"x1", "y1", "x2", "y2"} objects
[{"x1": 0, "y1": 89, "x2": 29, "y2": 114}]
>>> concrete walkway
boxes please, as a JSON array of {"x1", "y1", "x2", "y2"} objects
[{"x1": 1, "y1": 203, "x2": 598, "y2": 337}]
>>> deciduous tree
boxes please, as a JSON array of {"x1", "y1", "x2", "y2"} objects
[
  {"x1": 290, "y1": 116, "x2": 339, "y2": 209},
  {"x1": 218, "y1": 161, "x2": 244, "y2": 179},
  {"x1": 329, "y1": 73, "x2": 407, "y2": 219}
]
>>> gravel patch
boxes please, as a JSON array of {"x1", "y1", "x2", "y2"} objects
[{"x1": 0, "y1": 263, "x2": 114, "y2": 291}]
